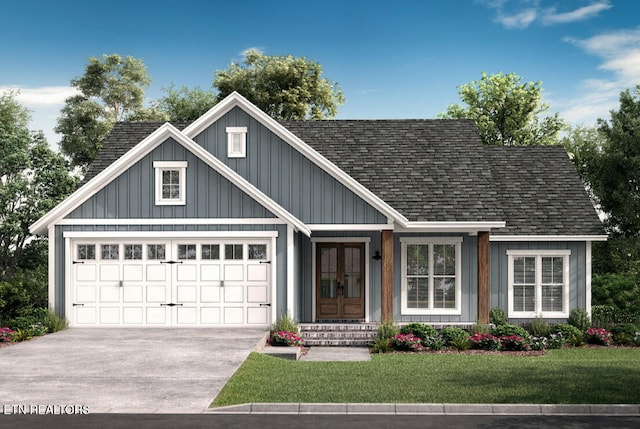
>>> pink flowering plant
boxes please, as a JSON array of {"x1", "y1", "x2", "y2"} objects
[
  {"x1": 0, "y1": 327, "x2": 15, "y2": 343},
  {"x1": 390, "y1": 333, "x2": 423, "y2": 352},
  {"x1": 469, "y1": 333, "x2": 501, "y2": 351},
  {"x1": 585, "y1": 328, "x2": 612, "y2": 346},
  {"x1": 268, "y1": 331, "x2": 304, "y2": 347},
  {"x1": 499, "y1": 335, "x2": 530, "y2": 351}
]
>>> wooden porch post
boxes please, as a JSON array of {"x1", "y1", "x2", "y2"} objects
[
  {"x1": 381, "y1": 230, "x2": 394, "y2": 321},
  {"x1": 477, "y1": 231, "x2": 490, "y2": 324}
]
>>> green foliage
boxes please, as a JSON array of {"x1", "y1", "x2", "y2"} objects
[
  {"x1": 439, "y1": 327, "x2": 469, "y2": 346},
  {"x1": 213, "y1": 49, "x2": 345, "y2": 120},
  {"x1": 551, "y1": 324, "x2": 583, "y2": 345},
  {"x1": 0, "y1": 281, "x2": 31, "y2": 323},
  {"x1": 585, "y1": 328, "x2": 612, "y2": 346},
  {"x1": 422, "y1": 335, "x2": 445, "y2": 351},
  {"x1": 390, "y1": 333, "x2": 423, "y2": 352},
  {"x1": 529, "y1": 336, "x2": 547, "y2": 351},
  {"x1": 469, "y1": 333, "x2": 501, "y2": 351},
  {"x1": 492, "y1": 324, "x2": 530, "y2": 342},
  {"x1": 5, "y1": 307, "x2": 48, "y2": 331},
  {"x1": 370, "y1": 337, "x2": 391, "y2": 354},
  {"x1": 449, "y1": 335, "x2": 470, "y2": 351},
  {"x1": 546, "y1": 333, "x2": 565, "y2": 349},
  {"x1": 592, "y1": 305, "x2": 640, "y2": 329},
  {"x1": 568, "y1": 308, "x2": 591, "y2": 332},
  {"x1": 153, "y1": 84, "x2": 218, "y2": 121},
  {"x1": 399, "y1": 322, "x2": 438, "y2": 341},
  {"x1": 499, "y1": 335, "x2": 530, "y2": 351},
  {"x1": 43, "y1": 310, "x2": 68, "y2": 333},
  {"x1": 489, "y1": 307, "x2": 508, "y2": 326},
  {"x1": 440, "y1": 72, "x2": 566, "y2": 146},
  {"x1": 469, "y1": 323, "x2": 492, "y2": 334},
  {"x1": 611, "y1": 323, "x2": 638, "y2": 345},
  {"x1": 10, "y1": 328, "x2": 32, "y2": 342},
  {"x1": 529, "y1": 318, "x2": 551, "y2": 338},
  {"x1": 271, "y1": 313, "x2": 298, "y2": 333},
  {"x1": 376, "y1": 320, "x2": 399, "y2": 340},
  {"x1": 591, "y1": 273, "x2": 640, "y2": 315}
]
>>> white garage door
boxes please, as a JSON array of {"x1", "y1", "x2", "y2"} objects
[{"x1": 70, "y1": 239, "x2": 272, "y2": 326}]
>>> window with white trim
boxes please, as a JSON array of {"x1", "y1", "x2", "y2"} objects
[
  {"x1": 153, "y1": 161, "x2": 187, "y2": 205},
  {"x1": 226, "y1": 127, "x2": 247, "y2": 158},
  {"x1": 400, "y1": 237, "x2": 462, "y2": 315},
  {"x1": 507, "y1": 249, "x2": 571, "y2": 318}
]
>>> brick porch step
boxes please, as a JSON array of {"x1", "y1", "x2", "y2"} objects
[{"x1": 299, "y1": 323, "x2": 378, "y2": 347}]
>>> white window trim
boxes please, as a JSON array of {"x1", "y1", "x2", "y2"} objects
[
  {"x1": 400, "y1": 237, "x2": 462, "y2": 316},
  {"x1": 506, "y1": 249, "x2": 571, "y2": 318},
  {"x1": 154, "y1": 161, "x2": 187, "y2": 206},
  {"x1": 227, "y1": 127, "x2": 247, "y2": 158}
]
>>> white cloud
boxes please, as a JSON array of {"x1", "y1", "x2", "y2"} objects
[
  {"x1": 542, "y1": 1, "x2": 612, "y2": 25},
  {"x1": 496, "y1": 8, "x2": 537, "y2": 29},
  {"x1": 0, "y1": 86, "x2": 79, "y2": 106}
]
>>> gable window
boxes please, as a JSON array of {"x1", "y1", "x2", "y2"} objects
[
  {"x1": 154, "y1": 161, "x2": 187, "y2": 205},
  {"x1": 400, "y1": 237, "x2": 462, "y2": 315},
  {"x1": 226, "y1": 127, "x2": 247, "y2": 158},
  {"x1": 507, "y1": 249, "x2": 570, "y2": 318}
]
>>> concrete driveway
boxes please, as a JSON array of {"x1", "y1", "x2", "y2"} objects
[{"x1": 0, "y1": 328, "x2": 267, "y2": 413}]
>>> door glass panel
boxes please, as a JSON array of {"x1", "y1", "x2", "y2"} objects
[
  {"x1": 77, "y1": 244, "x2": 96, "y2": 260},
  {"x1": 147, "y1": 244, "x2": 166, "y2": 260},
  {"x1": 101, "y1": 244, "x2": 119, "y2": 260},
  {"x1": 248, "y1": 244, "x2": 267, "y2": 260},
  {"x1": 225, "y1": 244, "x2": 243, "y2": 260},
  {"x1": 343, "y1": 247, "x2": 361, "y2": 298},
  {"x1": 124, "y1": 244, "x2": 142, "y2": 260},
  {"x1": 178, "y1": 244, "x2": 197, "y2": 260},
  {"x1": 201, "y1": 244, "x2": 220, "y2": 260},
  {"x1": 320, "y1": 247, "x2": 337, "y2": 299}
]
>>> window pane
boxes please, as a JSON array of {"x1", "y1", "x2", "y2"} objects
[
  {"x1": 406, "y1": 244, "x2": 429, "y2": 276},
  {"x1": 434, "y1": 244, "x2": 456, "y2": 276},
  {"x1": 514, "y1": 257, "x2": 536, "y2": 284},
  {"x1": 542, "y1": 256, "x2": 564, "y2": 284},
  {"x1": 201, "y1": 244, "x2": 220, "y2": 260},
  {"x1": 178, "y1": 244, "x2": 196, "y2": 260},
  {"x1": 101, "y1": 244, "x2": 119, "y2": 260},
  {"x1": 407, "y1": 277, "x2": 429, "y2": 309},
  {"x1": 147, "y1": 244, "x2": 166, "y2": 260},
  {"x1": 225, "y1": 244, "x2": 243, "y2": 260},
  {"x1": 248, "y1": 244, "x2": 267, "y2": 260},
  {"x1": 542, "y1": 285, "x2": 563, "y2": 312},
  {"x1": 77, "y1": 244, "x2": 96, "y2": 260},
  {"x1": 124, "y1": 244, "x2": 142, "y2": 260},
  {"x1": 161, "y1": 169, "x2": 181, "y2": 200},
  {"x1": 433, "y1": 277, "x2": 456, "y2": 309},
  {"x1": 514, "y1": 284, "x2": 535, "y2": 312}
]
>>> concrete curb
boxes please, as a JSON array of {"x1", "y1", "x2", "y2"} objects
[{"x1": 206, "y1": 403, "x2": 640, "y2": 416}]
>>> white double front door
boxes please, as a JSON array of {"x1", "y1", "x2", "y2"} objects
[{"x1": 69, "y1": 238, "x2": 272, "y2": 326}]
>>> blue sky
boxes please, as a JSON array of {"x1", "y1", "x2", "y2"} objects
[{"x1": 1, "y1": 0, "x2": 639, "y2": 147}]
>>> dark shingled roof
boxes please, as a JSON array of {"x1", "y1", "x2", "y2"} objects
[{"x1": 83, "y1": 119, "x2": 604, "y2": 236}]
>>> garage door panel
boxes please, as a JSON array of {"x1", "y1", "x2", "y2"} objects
[
  {"x1": 201, "y1": 265, "x2": 220, "y2": 281},
  {"x1": 247, "y1": 307, "x2": 268, "y2": 325},
  {"x1": 224, "y1": 307, "x2": 244, "y2": 324},
  {"x1": 177, "y1": 285, "x2": 197, "y2": 303},
  {"x1": 146, "y1": 307, "x2": 168, "y2": 324},
  {"x1": 177, "y1": 265, "x2": 197, "y2": 281},
  {"x1": 247, "y1": 285, "x2": 268, "y2": 303},
  {"x1": 75, "y1": 307, "x2": 96, "y2": 324},
  {"x1": 99, "y1": 285, "x2": 120, "y2": 303},
  {"x1": 146, "y1": 285, "x2": 169, "y2": 303},
  {"x1": 123, "y1": 307, "x2": 144, "y2": 324},
  {"x1": 146, "y1": 265, "x2": 167, "y2": 281},
  {"x1": 123, "y1": 285, "x2": 143, "y2": 303},
  {"x1": 99, "y1": 265, "x2": 120, "y2": 281},
  {"x1": 247, "y1": 264, "x2": 268, "y2": 282},
  {"x1": 76, "y1": 265, "x2": 96, "y2": 282},
  {"x1": 99, "y1": 307, "x2": 120, "y2": 324},
  {"x1": 200, "y1": 307, "x2": 220, "y2": 324},
  {"x1": 224, "y1": 265, "x2": 244, "y2": 281},
  {"x1": 76, "y1": 285, "x2": 96, "y2": 303},
  {"x1": 200, "y1": 286, "x2": 221, "y2": 302},
  {"x1": 123, "y1": 265, "x2": 143, "y2": 281},
  {"x1": 176, "y1": 306, "x2": 197, "y2": 325},
  {"x1": 224, "y1": 286, "x2": 244, "y2": 303}
]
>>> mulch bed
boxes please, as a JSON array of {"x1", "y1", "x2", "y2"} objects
[{"x1": 380, "y1": 348, "x2": 546, "y2": 356}]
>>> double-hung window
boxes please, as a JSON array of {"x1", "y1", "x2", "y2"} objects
[
  {"x1": 154, "y1": 161, "x2": 187, "y2": 205},
  {"x1": 400, "y1": 237, "x2": 462, "y2": 315},
  {"x1": 507, "y1": 249, "x2": 570, "y2": 318}
]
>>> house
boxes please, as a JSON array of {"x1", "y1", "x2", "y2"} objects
[{"x1": 30, "y1": 92, "x2": 606, "y2": 328}]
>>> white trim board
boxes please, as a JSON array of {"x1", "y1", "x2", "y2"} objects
[
  {"x1": 58, "y1": 218, "x2": 285, "y2": 226},
  {"x1": 491, "y1": 235, "x2": 608, "y2": 242},
  {"x1": 62, "y1": 231, "x2": 279, "y2": 239}
]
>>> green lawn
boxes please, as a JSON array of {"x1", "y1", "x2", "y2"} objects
[{"x1": 212, "y1": 348, "x2": 640, "y2": 407}]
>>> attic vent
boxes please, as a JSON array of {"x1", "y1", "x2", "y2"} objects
[{"x1": 226, "y1": 127, "x2": 247, "y2": 158}]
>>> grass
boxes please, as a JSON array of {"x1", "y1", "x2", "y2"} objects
[{"x1": 212, "y1": 348, "x2": 640, "y2": 407}]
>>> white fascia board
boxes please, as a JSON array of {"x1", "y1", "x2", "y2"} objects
[
  {"x1": 308, "y1": 223, "x2": 394, "y2": 231},
  {"x1": 30, "y1": 122, "x2": 311, "y2": 237},
  {"x1": 63, "y1": 231, "x2": 279, "y2": 239},
  {"x1": 183, "y1": 92, "x2": 407, "y2": 225},
  {"x1": 57, "y1": 218, "x2": 285, "y2": 226},
  {"x1": 490, "y1": 235, "x2": 608, "y2": 242},
  {"x1": 395, "y1": 221, "x2": 506, "y2": 233}
]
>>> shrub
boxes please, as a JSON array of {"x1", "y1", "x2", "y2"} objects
[
  {"x1": 422, "y1": 336, "x2": 445, "y2": 351},
  {"x1": 440, "y1": 327, "x2": 469, "y2": 346},
  {"x1": 546, "y1": 333, "x2": 565, "y2": 349},
  {"x1": 377, "y1": 320, "x2": 399, "y2": 340},
  {"x1": 5, "y1": 307, "x2": 49, "y2": 331},
  {"x1": 10, "y1": 329, "x2": 33, "y2": 342},
  {"x1": 28, "y1": 323, "x2": 48, "y2": 337},
  {"x1": 500, "y1": 335, "x2": 530, "y2": 351},
  {"x1": 592, "y1": 305, "x2": 640, "y2": 330},
  {"x1": 43, "y1": 310, "x2": 68, "y2": 333},
  {"x1": 492, "y1": 324, "x2": 530, "y2": 342},
  {"x1": 585, "y1": 328, "x2": 612, "y2": 346},
  {"x1": 529, "y1": 336, "x2": 547, "y2": 351},
  {"x1": 530, "y1": 318, "x2": 551, "y2": 337},
  {"x1": 390, "y1": 333, "x2": 423, "y2": 352},
  {"x1": 370, "y1": 337, "x2": 391, "y2": 353},
  {"x1": 450, "y1": 335, "x2": 470, "y2": 351},
  {"x1": 268, "y1": 331, "x2": 304, "y2": 347},
  {"x1": 271, "y1": 313, "x2": 298, "y2": 333},
  {"x1": 634, "y1": 332, "x2": 640, "y2": 347},
  {"x1": 469, "y1": 333, "x2": 501, "y2": 351},
  {"x1": 489, "y1": 307, "x2": 508, "y2": 326},
  {"x1": 400, "y1": 322, "x2": 437, "y2": 341},
  {"x1": 469, "y1": 323, "x2": 492, "y2": 334},
  {"x1": 611, "y1": 323, "x2": 638, "y2": 345},
  {"x1": 568, "y1": 308, "x2": 591, "y2": 331},
  {"x1": 0, "y1": 327, "x2": 15, "y2": 343},
  {"x1": 0, "y1": 281, "x2": 31, "y2": 324},
  {"x1": 551, "y1": 324, "x2": 582, "y2": 344}
]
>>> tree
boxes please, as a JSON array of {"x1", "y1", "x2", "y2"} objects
[
  {"x1": 56, "y1": 54, "x2": 167, "y2": 171},
  {"x1": 0, "y1": 92, "x2": 78, "y2": 280},
  {"x1": 213, "y1": 50, "x2": 345, "y2": 120},
  {"x1": 153, "y1": 84, "x2": 218, "y2": 121},
  {"x1": 440, "y1": 72, "x2": 566, "y2": 146}
]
